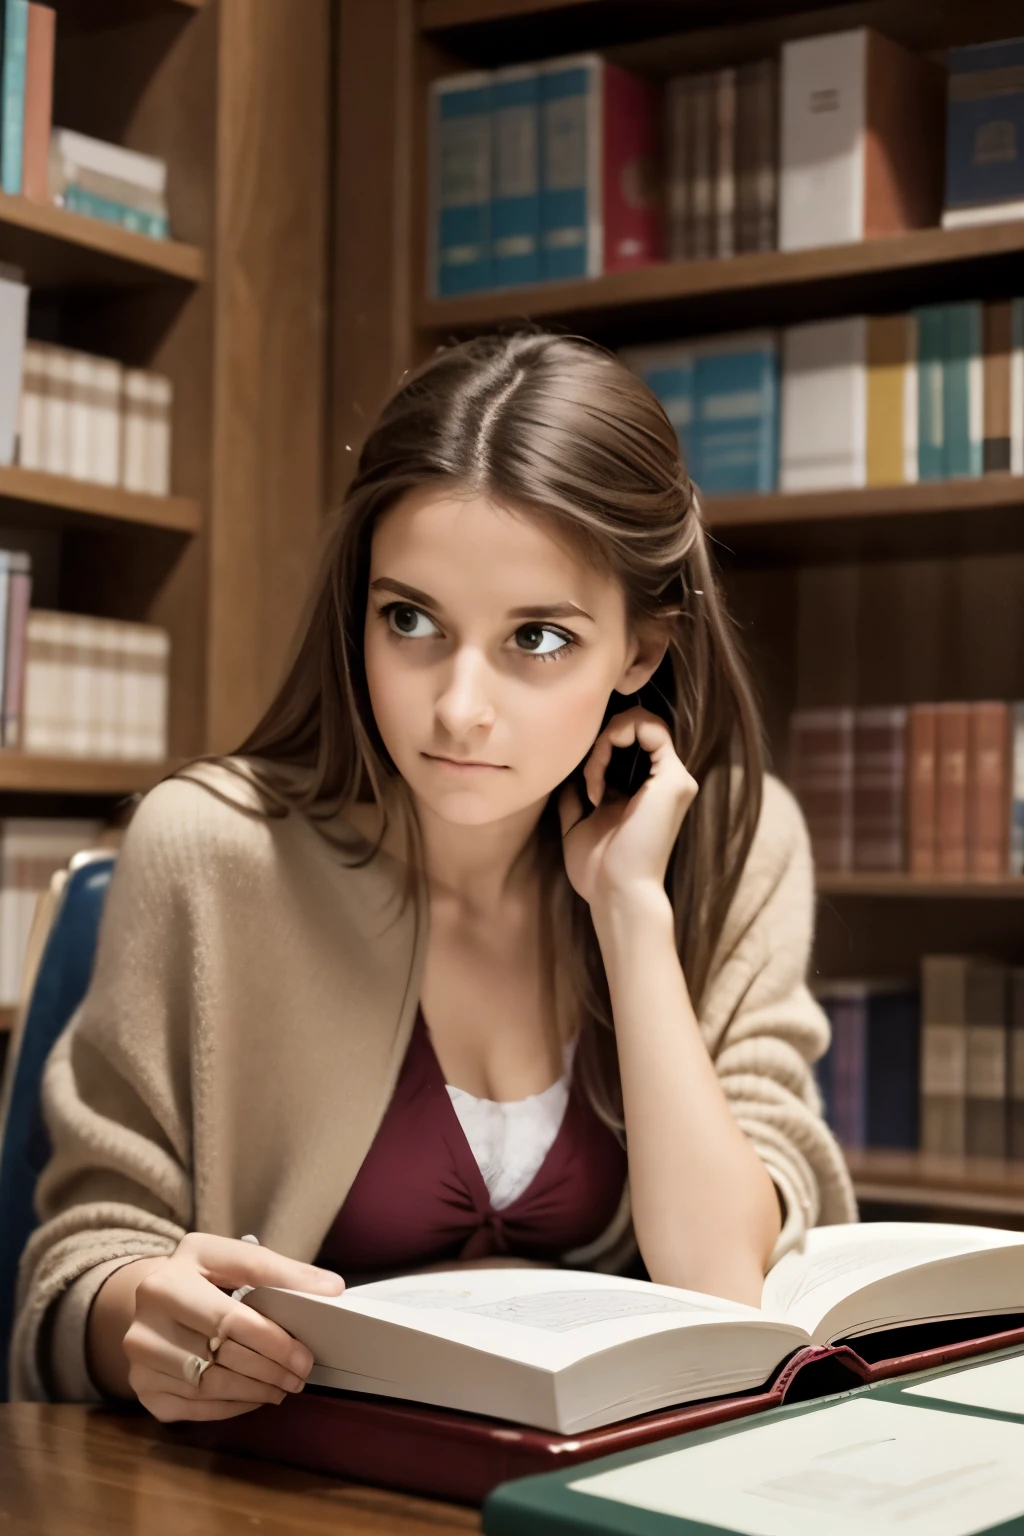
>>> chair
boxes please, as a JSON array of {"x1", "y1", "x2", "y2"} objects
[{"x1": 0, "y1": 851, "x2": 116, "y2": 1401}]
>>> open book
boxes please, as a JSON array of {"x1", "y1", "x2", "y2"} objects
[{"x1": 243, "y1": 1222, "x2": 1024, "y2": 1435}]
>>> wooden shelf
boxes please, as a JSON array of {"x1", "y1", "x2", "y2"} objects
[
  {"x1": 703, "y1": 474, "x2": 1024, "y2": 563},
  {"x1": 846, "y1": 1148, "x2": 1024, "y2": 1219},
  {"x1": 0, "y1": 192, "x2": 205, "y2": 290},
  {"x1": 52, "y1": 0, "x2": 204, "y2": 27},
  {"x1": 416, "y1": 222, "x2": 1024, "y2": 346},
  {"x1": 0, "y1": 465, "x2": 200, "y2": 535},
  {"x1": 0, "y1": 757, "x2": 171, "y2": 795},
  {"x1": 818, "y1": 875, "x2": 1024, "y2": 899}
]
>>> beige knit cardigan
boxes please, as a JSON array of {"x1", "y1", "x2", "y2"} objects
[{"x1": 11, "y1": 763, "x2": 857, "y2": 1403}]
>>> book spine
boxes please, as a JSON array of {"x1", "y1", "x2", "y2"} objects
[
  {"x1": 907, "y1": 703, "x2": 938, "y2": 876},
  {"x1": 428, "y1": 72, "x2": 492, "y2": 297},
  {"x1": 967, "y1": 701, "x2": 1010, "y2": 878},
  {"x1": 50, "y1": 125, "x2": 166, "y2": 193},
  {"x1": 61, "y1": 183, "x2": 169, "y2": 238},
  {"x1": 965, "y1": 960, "x2": 1009, "y2": 1159},
  {"x1": 779, "y1": 316, "x2": 867, "y2": 491},
  {"x1": 983, "y1": 299, "x2": 1013, "y2": 473},
  {"x1": 1, "y1": 0, "x2": 27, "y2": 196},
  {"x1": 1012, "y1": 701, "x2": 1024, "y2": 876},
  {"x1": 733, "y1": 63, "x2": 756, "y2": 254},
  {"x1": 68, "y1": 351, "x2": 91, "y2": 481},
  {"x1": 778, "y1": 29, "x2": 865, "y2": 250},
  {"x1": 3, "y1": 550, "x2": 29, "y2": 747},
  {"x1": 754, "y1": 57, "x2": 778, "y2": 251},
  {"x1": 17, "y1": 337, "x2": 43, "y2": 469},
  {"x1": 944, "y1": 300, "x2": 984, "y2": 478},
  {"x1": 490, "y1": 65, "x2": 540, "y2": 289},
  {"x1": 664, "y1": 76, "x2": 692, "y2": 262},
  {"x1": 619, "y1": 344, "x2": 695, "y2": 472},
  {"x1": 853, "y1": 704, "x2": 907, "y2": 872},
  {"x1": 903, "y1": 311, "x2": 919, "y2": 482},
  {"x1": 146, "y1": 371, "x2": 172, "y2": 494},
  {"x1": 689, "y1": 72, "x2": 714, "y2": 260},
  {"x1": 539, "y1": 56, "x2": 601, "y2": 282},
  {"x1": 788, "y1": 706, "x2": 855, "y2": 873},
  {"x1": 866, "y1": 314, "x2": 909, "y2": 486},
  {"x1": 831, "y1": 991, "x2": 868, "y2": 1148},
  {"x1": 120, "y1": 368, "x2": 147, "y2": 490},
  {"x1": 0, "y1": 552, "x2": 11, "y2": 744},
  {"x1": 601, "y1": 61, "x2": 662, "y2": 273},
  {"x1": 945, "y1": 38, "x2": 1024, "y2": 217},
  {"x1": 692, "y1": 336, "x2": 778, "y2": 495},
  {"x1": 1013, "y1": 298, "x2": 1024, "y2": 476},
  {"x1": 20, "y1": 1, "x2": 51, "y2": 203},
  {"x1": 1010, "y1": 968, "x2": 1024, "y2": 1159},
  {"x1": 866, "y1": 987, "x2": 921, "y2": 1149},
  {"x1": 713, "y1": 67, "x2": 736, "y2": 260},
  {"x1": 95, "y1": 357, "x2": 122, "y2": 487},
  {"x1": 920, "y1": 955, "x2": 967, "y2": 1157},
  {"x1": 936, "y1": 701, "x2": 970, "y2": 875},
  {"x1": 0, "y1": 270, "x2": 28, "y2": 467},
  {"x1": 916, "y1": 304, "x2": 946, "y2": 481},
  {"x1": 45, "y1": 344, "x2": 69, "y2": 476}
]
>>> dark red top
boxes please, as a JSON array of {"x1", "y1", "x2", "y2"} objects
[{"x1": 315, "y1": 1009, "x2": 628, "y2": 1279}]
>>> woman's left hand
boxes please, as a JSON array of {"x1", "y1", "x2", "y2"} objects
[{"x1": 559, "y1": 707, "x2": 699, "y2": 909}]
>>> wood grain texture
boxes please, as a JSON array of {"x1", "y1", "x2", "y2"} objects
[
  {"x1": 207, "y1": 0, "x2": 331, "y2": 753},
  {"x1": 0, "y1": 756, "x2": 172, "y2": 794},
  {"x1": 0, "y1": 1405, "x2": 480, "y2": 1535},
  {"x1": 845, "y1": 1149, "x2": 1024, "y2": 1219},
  {"x1": 818, "y1": 876, "x2": 1024, "y2": 899},
  {"x1": 0, "y1": 465, "x2": 200, "y2": 533},
  {"x1": 0, "y1": 189, "x2": 204, "y2": 287}
]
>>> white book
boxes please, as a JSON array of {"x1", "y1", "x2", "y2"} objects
[
  {"x1": 67, "y1": 351, "x2": 92, "y2": 482},
  {"x1": 780, "y1": 316, "x2": 868, "y2": 491},
  {"x1": 245, "y1": 1222, "x2": 1024, "y2": 1435},
  {"x1": 942, "y1": 198, "x2": 1024, "y2": 230},
  {"x1": 142, "y1": 625, "x2": 169, "y2": 760},
  {"x1": 49, "y1": 127, "x2": 166, "y2": 195},
  {"x1": 66, "y1": 614, "x2": 90, "y2": 757},
  {"x1": 120, "y1": 369, "x2": 148, "y2": 492},
  {"x1": 17, "y1": 340, "x2": 45, "y2": 471},
  {"x1": 23, "y1": 610, "x2": 57, "y2": 754},
  {"x1": 94, "y1": 357, "x2": 123, "y2": 486},
  {"x1": 93, "y1": 620, "x2": 119, "y2": 759},
  {"x1": 44, "y1": 347, "x2": 71, "y2": 477},
  {"x1": 146, "y1": 371, "x2": 172, "y2": 495},
  {"x1": 1012, "y1": 299, "x2": 1023, "y2": 477},
  {"x1": 118, "y1": 622, "x2": 141, "y2": 759},
  {"x1": 779, "y1": 30, "x2": 867, "y2": 250},
  {"x1": 0, "y1": 274, "x2": 29, "y2": 466}
]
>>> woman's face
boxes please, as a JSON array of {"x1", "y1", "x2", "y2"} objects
[{"x1": 363, "y1": 485, "x2": 663, "y2": 828}]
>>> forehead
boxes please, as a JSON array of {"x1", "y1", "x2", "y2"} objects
[{"x1": 370, "y1": 486, "x2": 621, "y2": 612}]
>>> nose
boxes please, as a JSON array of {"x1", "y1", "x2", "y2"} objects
[{"x1": 434, "y1": 646, "x2": 496, "y2": 741}]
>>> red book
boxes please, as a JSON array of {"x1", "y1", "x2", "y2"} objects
[
  {"x1": 853, "y1": 705, "x2": 907, "y2": 872},
  {"x1": 788, "y1": 707, "x2": 854, "y2": 873},
  {"x1": 968, "y1": 701, "x2": 1010, "y2": 879},
  {"x1": 22, "y1": 4, "x2": 54, "y2": 205},
  {"x1": 601, "y1": 62, "x2": 663, "y2": 272},
  {"x1": 936, "y1": 702, "x2": 971, "y2": 876}
]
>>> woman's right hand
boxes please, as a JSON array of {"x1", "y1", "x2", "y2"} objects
[{"x1": 121, "y1": 1231, "x2": 345, "y2": 1422}]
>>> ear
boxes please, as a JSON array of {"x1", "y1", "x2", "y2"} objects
[{"x1": 614, "y1": 619, "x2": 671, "y2": 696}]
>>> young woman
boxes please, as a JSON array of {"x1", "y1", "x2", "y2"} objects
[{"x1": 12, "y1": 331, "x2": 856, "y2": 1419}]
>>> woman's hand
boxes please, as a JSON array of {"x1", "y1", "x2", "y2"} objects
[
  {"x1": 121, "y1": 1231, "x2": 344, "y2": 1422},
  {"x1": 559, "y1": 706, "x2": 698, "y2": 909}
]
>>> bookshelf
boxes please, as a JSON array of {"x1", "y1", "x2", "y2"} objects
[
  {"x1": 335, "y1": 0, "x2": 1024, "y2": 1224},
  {"x1": 0, "y1": 0, "x2": 330, "y2": 1063}
]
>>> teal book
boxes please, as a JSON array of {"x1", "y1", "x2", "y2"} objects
[
  {"x1": 429, "y1": 72, "x2": 492, "y2": 297},
  {"x1": 491, "y1": 64, "x2": 540, "y2": 288},
  {"x1": 916, "y1": 304, "x2": 947, "y2": 481},
  {"x1": 62, "y1": 184, "x2": 169, "y2": 238},
  {"x1": 944, "y1": 300, "x2": 984, "y2": 477},
  {"x1": 691, "y1": 332, "x2": 778, "y2": 494},
  {"x1": 484, "y1": 1344, "x2": 1024, "y2": 1536},
  {"x1": 0, "y1": 0, "x2": 26, "y2": 196},
  {"x1": 618, "y1": 343, "x2": 696, "y2": 472}
]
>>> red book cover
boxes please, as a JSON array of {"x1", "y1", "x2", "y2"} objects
[
  {"x1": 601, "y1": 62, "x2": 662, "y2": 273},
  {"x1": 177, "y1": 1319, "x2": 1024, "y2": 1506},
  {"x1": 853, "y1": 705, "x2": 907, "y2": 872},
  {"x1": 22, "y1": 4, "x2": 54, "y2": 206},
  {"x1": 968, "y1": 701, "x2": 1010, "y2": 879},
  {"x1": 907, "y1": 704, "x2": 938, "y2": 876},
  {"x1": 936, "y1": 702, "x2": 971, "y2": 876},
  {"x1": 788, "y1": 707, "x2": 854, "y2": 873}
]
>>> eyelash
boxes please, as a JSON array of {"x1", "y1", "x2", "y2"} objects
[{"x1": 378, "y1": 602, "x2": 578, "y2": 664}]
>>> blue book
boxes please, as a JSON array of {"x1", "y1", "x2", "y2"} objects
[
  {"x1": 915, "y1": 304, "x2": 946, "y2": 481},
  {"x1": 539, "y1": 54, "x2": 600, "y2": 283},
  {"x1": 865, "y1": 986, "x2": 920, "y2": 1150},
  {"x1": 618, "y1": 343, "x2": 695, "y2": 473},
  {"x1": 429, "y1": 72, "x2": 492, "y2": 297},
  {"x1": 691, "y1": 333, "x2": 779, "y2": 495},
  {"x1": 945, "y1": 36, "x2": 1024, "y2": 222},
  {"x1": 1, "y1": 0, "x2": 26, "y2": 197},
  {"x1": 491, "y1": 65, "x2": 540, "y2": 288},
  {"x1": 944, "y1": 300, "x2": 983, "y2": 478}
]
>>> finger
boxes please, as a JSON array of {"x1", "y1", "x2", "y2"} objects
[
  {"x1": 134, "y1": 1264, "x2": 316, "y2": 1378},
  {"x1": 583, "y1": 736, "x2": 615, "y2": 807},
  {"x1": 176, "y1": 1232, "x2": 344, "y2": 1296},
  {"x1": 149, "y1": 1395, "x2": 266, "y2": 1423},
  {"x1": 130, "y1": 1360, "x2": 287, "y2": 1410},
  {"x1": 213, "y1": 1337, "x2": 308, "y2": 1393},
  {"x1": 558, "y1": 778, "x2": 586, "y2": 838},
  {"x1": 125, "y1": 1315, "x2": 309, "y2": 1394}
]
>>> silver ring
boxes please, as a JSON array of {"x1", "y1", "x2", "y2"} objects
[{"x1": 183, "y1": 1353, "x2": 213, "y2": 1388}]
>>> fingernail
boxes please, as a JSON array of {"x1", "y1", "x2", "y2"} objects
[{"x1": 286, "y1": 1374, "x2": 305, "y2": 1392}]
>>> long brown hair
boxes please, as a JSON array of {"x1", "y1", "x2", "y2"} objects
[{"x1": 224, "y1": 329, "x2": 768, "y2": 1130}]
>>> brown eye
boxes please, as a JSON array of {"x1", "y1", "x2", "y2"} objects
[
  {"x1": 384, "y1": 603, "x2": 439, "y2": 639},
  {"x1": 513, "y1": 624, "x2": 573, "y2": 658}
]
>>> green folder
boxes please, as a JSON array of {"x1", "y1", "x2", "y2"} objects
[{"x1": 484, "y1": 1342, "x2": 1024, "y2": 1536}]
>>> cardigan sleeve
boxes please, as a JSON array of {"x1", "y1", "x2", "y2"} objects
[
  {"x1": 698, "y1": 771, "x2": 858, "y2": 1269},
  {"x1": 10, "y1": 783, "x2": 198, "y2": 1402}
]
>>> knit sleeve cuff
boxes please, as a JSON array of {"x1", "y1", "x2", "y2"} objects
[{"x1": 45, "y1": 1256, "x2": 142, "y2": 1403}]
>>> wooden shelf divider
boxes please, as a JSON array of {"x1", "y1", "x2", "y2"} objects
[
  {"x1": 846, "y1": 1149, "x2": 1024, "y2": 1219},
  {"x1": 0, "y1": 464, "x2": 200, "y2": 534},
  {"x1": 0, "y1": 190, "x2": 206, "y2": 288},
  {"x1": 818, "y1": 875, "x2": 1024, "y2": 899},
  {"x1": 0, "y1": 756, "x2": 173, "y2": 795}
]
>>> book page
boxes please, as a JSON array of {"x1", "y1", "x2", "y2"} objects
[
  {"x1": 761, "y1": 1222, "x2": 1024, "y2": 1338},
  {"x1": 571, "y1": 1397, "x2": 1024, "y2": 1536},
  {"x1": 903, "y1": 1352, "x2": 1024, "y2": 1417}
]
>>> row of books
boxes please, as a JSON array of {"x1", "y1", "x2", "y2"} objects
[
  {"x1": 0, "y1": 1, "x2": 170, "y2": 236},
  {"x1": 815, "y1": 956, "x2": 1024, "y2": 1162},
  {"x1": 0, "y1": 816, "x2": 103, "y2": 1006},
  {"x1": 19, "y1": 341, "x2": 172, "y2": 494},
  {"x1": 429, "y1": 27, "x2": 1024, "y2": 295},
  {"x1": 620, "y1": 300, "x2": 1024, "y2": 498},
  {"x1": 23, "y1": 609, "x2": 169, "y2": 761},
  {"x1": 789, "y1": 702, "x2": 1024, "y2": 879}
]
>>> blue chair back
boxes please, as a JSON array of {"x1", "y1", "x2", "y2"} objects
[{"x1": 0, "y1": 854, "x2": 115, "y2": 1400}]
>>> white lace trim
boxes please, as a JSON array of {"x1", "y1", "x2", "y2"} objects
[{"x1": 445, "y1": 1038, "x2": 577, "y2": 1210}]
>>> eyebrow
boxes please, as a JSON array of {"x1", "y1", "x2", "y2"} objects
[{"x1": 369, "y1": 578, "x2": 595, "y2": 624}]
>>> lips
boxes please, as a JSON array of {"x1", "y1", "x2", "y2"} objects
[{"x1": 422, "y1": 753, "x2": 507, "y2": 769}]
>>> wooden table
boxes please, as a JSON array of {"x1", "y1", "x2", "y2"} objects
[{"x1": 0, "y1": 1403, "x2": 482, "y2": 1534}]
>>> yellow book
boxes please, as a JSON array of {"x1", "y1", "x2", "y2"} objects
[{"x1": 867, "y1": 313, "x2": 915, "y2": 485}]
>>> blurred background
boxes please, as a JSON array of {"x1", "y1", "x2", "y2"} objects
[{"x1": 0, "y1": 0, "x2": 1023, "y2": 1232}]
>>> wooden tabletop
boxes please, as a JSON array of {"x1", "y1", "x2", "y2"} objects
[{"x1": 0, "y1": 1403, "x2": 482, "y2": 1534}]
